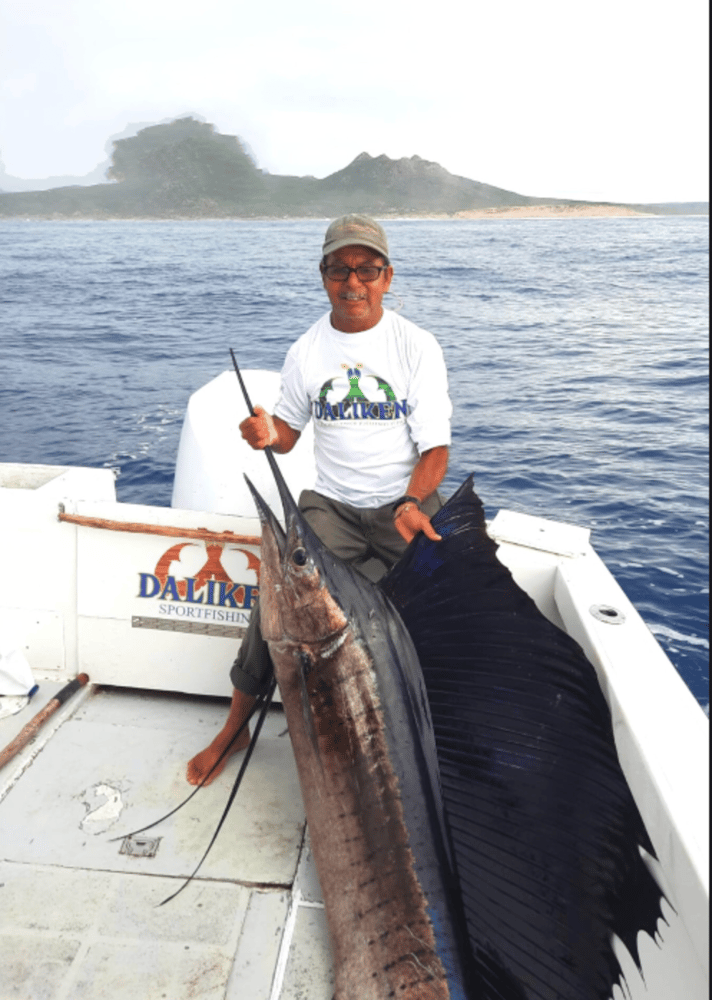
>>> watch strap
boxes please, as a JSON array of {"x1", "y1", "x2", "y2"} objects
[{"x1": 392, "y1": 494, "x2": 421, "y2": 513}]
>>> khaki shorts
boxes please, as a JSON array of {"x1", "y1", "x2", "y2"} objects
[{"x1": 229, "y1": 488, "x2": 442, "y2": 695}]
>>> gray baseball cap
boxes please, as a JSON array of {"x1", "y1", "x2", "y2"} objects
[{"x1": 322, "y1": 214, "x2": 389, "y2": 260}]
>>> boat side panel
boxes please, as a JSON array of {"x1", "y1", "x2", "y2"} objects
[
  {"x1": 554, "y1": 554, "x2": 709, "y2": 981},
  {"x1": 0, "y1": 465, "x2": 116, "y2": 682},
  {"x1": 72, "y1": 500, "x2": 262, "y2": 696}
]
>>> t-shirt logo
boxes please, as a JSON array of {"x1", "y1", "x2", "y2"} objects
[{"x1": 313, "y1": 363, "x2": 408, "y2": 423}]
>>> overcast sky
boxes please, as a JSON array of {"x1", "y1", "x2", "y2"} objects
[{"x1": 0, "y1": 0, "x2": 708, "y2": 202}]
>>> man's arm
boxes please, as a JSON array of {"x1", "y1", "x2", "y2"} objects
[
  {"x1": 239, "y1": 405, "x2": 301, "y2": 454},
  {"x1": 394, "y1": 445, "x2": 449, "y2": 544}
]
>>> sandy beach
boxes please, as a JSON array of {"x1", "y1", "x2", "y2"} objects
[
  {"x1": 1, "y1": 204, "x2": 673, "y2": 223},
  {"x1": 453, "y1": 204, "x2": 650, "y2": 220}
]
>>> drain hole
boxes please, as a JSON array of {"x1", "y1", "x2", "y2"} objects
[
  {"x1": 119, "y1": 834, "x2": 161, "y2": 857},
  {"x1": 590, "y1": 604, "x2": 626, "y2": 625}
]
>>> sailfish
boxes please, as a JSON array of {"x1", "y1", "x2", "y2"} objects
[{"x1": 246, "y1": 461, "x2": 665, "y2": 1000}]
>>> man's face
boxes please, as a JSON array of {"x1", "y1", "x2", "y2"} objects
[{"x1": 321, "y1": 245, "x2": 393, "y2": 333}]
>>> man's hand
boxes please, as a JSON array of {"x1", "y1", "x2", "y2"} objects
[
  {"x1": 393, "y1": 445, "x2": 448, "y2": 544},
  {"x1": 394, "y1": 502, "x2": 442, "y2": 545},
  {"x1": 239, "y1": 405, "x2": 278, "y2": 450},
  {"x1": 239, "y1": 407, "x2": 301, "y2": 454}
]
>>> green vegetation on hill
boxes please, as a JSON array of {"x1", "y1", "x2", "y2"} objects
[{"x1": 0, "y1": 117, "x2": 707, "y2": 219}]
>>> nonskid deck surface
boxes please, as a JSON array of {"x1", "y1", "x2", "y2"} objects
[
  {"x1": 0, "y1": 683, "x2": 705, "y2": 1000},
  {"x1": 0, "y1": 684, "x2": 335, "y2": 1000}
]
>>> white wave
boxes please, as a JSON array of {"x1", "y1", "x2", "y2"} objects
[{"x1": 650, "y1": 623, "x2": 709, "y2": 649}]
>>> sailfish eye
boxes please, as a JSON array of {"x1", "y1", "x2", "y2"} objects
[{"x1": 292, "y1": 547, "x2": 308, "y2": 566}]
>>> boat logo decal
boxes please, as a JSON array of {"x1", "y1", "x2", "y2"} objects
[{"x1": 136, "y1": 541, "x2": 260, "y2": 628}]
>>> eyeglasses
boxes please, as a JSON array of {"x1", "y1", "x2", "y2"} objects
[{"x1": 321, "y1": 264, "x2": 388, "y2": 283}]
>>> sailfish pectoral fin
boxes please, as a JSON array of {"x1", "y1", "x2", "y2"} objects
[
  {"x1": 108, "y1": 675, "x2": 276, "y2": 909},
  {"x1": 158, "y1": 676, "x2": 277, "y2": 906},
  {"x1": 297, "y1": 649, "x2": 324, "y2": 775}
]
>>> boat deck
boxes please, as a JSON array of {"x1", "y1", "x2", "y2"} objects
[
  {"x1": 0, "y1": 675, "x2": 704, "y2": 1000},
  {"x1": 0, "y1": 682, "x2": 334, "y2": 1000}
]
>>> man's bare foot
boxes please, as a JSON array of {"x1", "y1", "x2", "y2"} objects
[
  {"x1": 186, "y1": 728, "x2": 251, "y2": 786},
  {"x1": 186, "y1": 689, "x2": 256, "y2": 786}
]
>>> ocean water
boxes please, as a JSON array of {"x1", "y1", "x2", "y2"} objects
[{"x1": 1, "y1": 216, "x2": 708, "y2": 709}]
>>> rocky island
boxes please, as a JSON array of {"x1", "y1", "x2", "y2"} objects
[{"x1": 0, "y1": 117, "x2": 706, "y2": 220}]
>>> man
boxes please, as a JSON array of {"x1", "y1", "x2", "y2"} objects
[{"x1": 187, "y1": 214, "x2": 452, "y2": 786}]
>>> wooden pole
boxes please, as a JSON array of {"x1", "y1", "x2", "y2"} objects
[
  {"x1": 57, "y1": 511, "x2": 260, "y2": 547},
  {"x1": 0, "y1": 674, "x2": 90, "y2": 771}
]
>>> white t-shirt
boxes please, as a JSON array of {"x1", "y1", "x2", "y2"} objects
[{"x1": 274, "y1": 309, "x2": 452, "y2": 507}]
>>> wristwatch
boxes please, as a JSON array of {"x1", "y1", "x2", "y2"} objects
[{"x1": 392, "y1": 495, "x2": 421, "y2": 513}]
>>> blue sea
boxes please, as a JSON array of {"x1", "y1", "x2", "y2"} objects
[{"x1": 1, "y1": 216, "x2": 708, "y2": 710}]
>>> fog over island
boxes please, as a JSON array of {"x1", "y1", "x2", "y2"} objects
[{"x1": 0, "y1": 117, "x2": 707, "y2": 220}]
